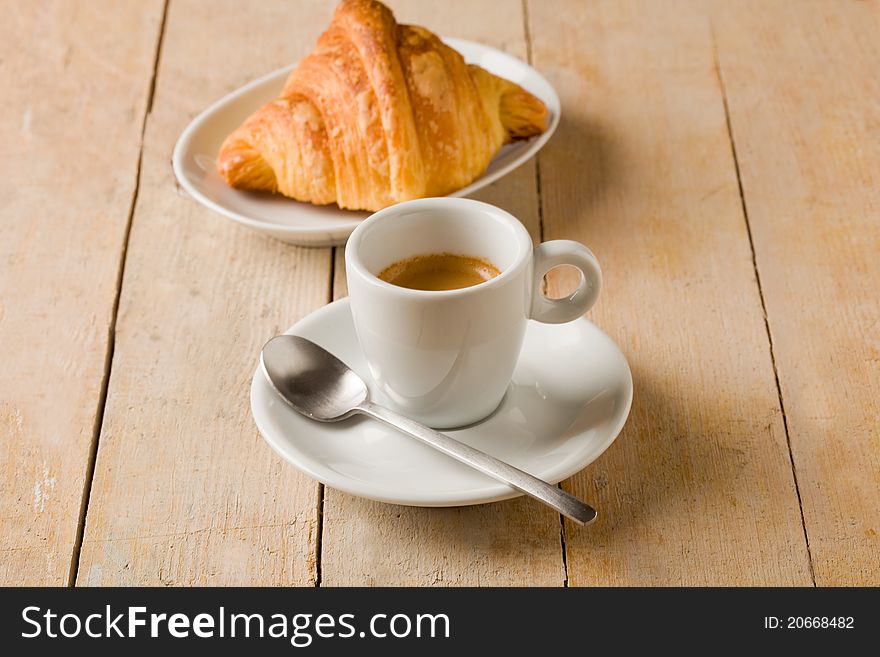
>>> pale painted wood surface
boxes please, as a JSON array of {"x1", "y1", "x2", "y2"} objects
[
  {"x1": 0, "y1": 0, "x2": 165, "y2": 585},
  {"x1": 528, "y1": 0, "x2": 812, "y2": 585},
  {"x1": 319, "y1": 0, "x2": 566, "y2": 587},
  {"x1": 76, "y1": 0, "x2": 335, "y2": 586},
  {"x1": 2, "y1": 0, "x2": 877, "y2": 586},
  {"x1": 712, "y1": 0, "x2": 880, "y2": 586}
]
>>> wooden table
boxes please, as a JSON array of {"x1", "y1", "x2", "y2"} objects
[{"x1": 3, "y1": 0, "x2": 878, "y2": 587}]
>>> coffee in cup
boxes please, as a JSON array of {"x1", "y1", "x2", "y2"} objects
[{"x1": 378, "y1": 253, "x2": 501, "y2": 291}]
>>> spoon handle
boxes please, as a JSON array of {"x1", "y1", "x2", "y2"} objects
[{"x1": 356, "y1": 401, "x2": 597, "y2": 526}]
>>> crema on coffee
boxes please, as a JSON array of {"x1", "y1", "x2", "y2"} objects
[{"x1": 378, "y1": 253, "x2": 501, "y2": 291}]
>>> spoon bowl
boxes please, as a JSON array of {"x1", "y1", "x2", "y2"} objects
[{"x1": 262, "y1": 335, "x2": 368, "y2": 421}]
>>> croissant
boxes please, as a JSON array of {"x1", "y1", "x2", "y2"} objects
[{"x1": 217, "y1": 0, "x2": 548, "y2": 211}]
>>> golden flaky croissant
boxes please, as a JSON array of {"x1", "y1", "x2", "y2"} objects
[{"x1": 217, "y1": 0, "x2": 548, "y2": 211}]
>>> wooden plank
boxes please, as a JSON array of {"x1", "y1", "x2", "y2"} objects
[
  {"x1": 320, "y1": 0, "x2": 566, "y2": 586},
  {"x1": 0, "y1": 0, "x2": 165, "y2": 585},
  {"x1": 76, "y1": 0, "x2": 337, "y2": 586},
  {"x1": 712, "y1": 0, "x2": 880, "y2": 585},
  {"x1": 528, "y1": 0, "x2": 813, "y2": 585}
]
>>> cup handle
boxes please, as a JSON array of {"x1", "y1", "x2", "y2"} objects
[{"x1": 530, "y1": 240, "x2": 602, "y2": 324}]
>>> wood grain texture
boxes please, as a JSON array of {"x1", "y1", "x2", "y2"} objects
[
  {"x1": 0, "y1": 0, "x2": 164, "y2": 585},
  {"x1": 76, "y1": 0, "x2": 337, "y2": 586},
  {"x1": 528, "y1": 0, "x2": 813, "y2": 585},
  {"x1": 713, "y1": 0, "x2": 880, "y2": 585},
  {"x1": 320, "y1": 0, "x2": 566, "y2": 586},
  {"x1": 14, "y1": 0, "x2": 874, "y2": 588}
]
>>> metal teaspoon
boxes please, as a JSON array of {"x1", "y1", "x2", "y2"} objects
[{"x1": 260, "y1": 335, "x2": 597, "y2": 525}]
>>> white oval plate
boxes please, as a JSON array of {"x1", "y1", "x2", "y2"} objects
[
  {"x1": 251, "y1": 299, "x2": 633, "y2": 507},
  {"x1": 172, "y1": 38, "x2": 561, "y2": 247}
]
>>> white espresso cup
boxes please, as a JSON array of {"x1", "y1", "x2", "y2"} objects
[{"x1": 345, "y1": 197, "x2": 602, "y2": 428}]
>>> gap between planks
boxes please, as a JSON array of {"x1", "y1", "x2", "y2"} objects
[
  {"x1": 710, "y1": 25, "x2": 816, "y2": 586},
  {"x1": 67, "y1": 0, "x2": 171, "y2": 588},
  {"x1": 521, "y1": 0, "x2": 545, "y2": 244},
  {"x1": 314, "y1": 249, "x2": 337, "y2": 587},
  {"x1": 522, "y1": 0, "x2": 566, "y2": 587}
]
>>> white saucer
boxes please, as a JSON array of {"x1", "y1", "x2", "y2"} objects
[
  {"x1": 250, "y1": 299, "x2": 633, "y2": 507},
  {"x1": 173, "y1": 38, "x2": 561, "y2": 246}
]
